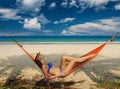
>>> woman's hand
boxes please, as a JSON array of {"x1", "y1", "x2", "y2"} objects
[{"x1": 47, "y1": 75, "x2": 58, "y2": 80}]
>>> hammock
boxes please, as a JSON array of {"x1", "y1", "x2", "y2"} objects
[
  {"x1": 68, "y1": 43, "x2": 106, "y2": 75},
  {"x1": 66, "y1": 32, "x2": 119, "y2": 76},
  {"x1": 12, "y1": 32, "x2": 119, "y2": 77}
]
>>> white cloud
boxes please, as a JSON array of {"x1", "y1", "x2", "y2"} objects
[
  {"x1": 24, "y1": 18, "x2": 41, "y2": 30},
  {"x1": 69, "y1": 0, "x2": 78, "y2": 7},
  {"x1": 11, "y1": 32, "x2": 35, "y2": 36},
  {"x1": 0, "y1": 8, "x2": 21, "y2": 20},
  {"x1": 61, "y1": 0, "x2": 118, "y2": 11},
  {"x1": 62, "y1": 29, "x2": 76, "y2": 35},
  {"x1": 0, "y1": 32, "x2": 35, "y2": 36},
  {"x1": 37, "y1": 14, "x2": 50, "y2": 24},
  {"x1": 54, "y1": 17, "x2": 75, "y2": 24},
  {"x1": 49, "y1": 2, "x2": 56, "y2": 9},
  {"x1": 54, "y1": 21, "x2": 59, "y2": 24},
  {"x1": 61, "y1": 0, "x2": 68, "y2": 7},
  {"x1": 82, "y1": 0, "x2": 108, "y2": 7},
  {"x1": 61, "y1": 17, "x2": 120, "y2": 35},
  {"x1": 79, "y1": 0, "x2": 110, "y2": 11},
  {"x1": 17, "y1": 0, "x2": 45, "y2": 12},
  {"x1": 43, "y1": 30, "x2": 52, "y2": 33},
  {"x1": 114, "y1": 4, "x2": 120, "y2": 10},
  {"x1": 0, "y1": 33, "x2": 8, "y2": 36},
  {"x1": 61, "y1": 18, "x2": 75, "y2": 23}
]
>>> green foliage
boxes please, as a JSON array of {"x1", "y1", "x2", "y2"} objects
[
  {"x1": 97, "y1": 80, "x2": 120, "y2": 89},
  {"x1": 0, "y1": 86, "x2": 45, "y2": 89},
  {"x1": 0, "y1": 86, "x2": 10, "y2": 89}
]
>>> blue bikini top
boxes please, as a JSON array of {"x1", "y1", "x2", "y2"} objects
[
  {"x1": 47, "y1": 63, "x2": 52, "y2": 72},
  {"x1": 47, "y1": 63, "x2": 63, "y2": 73}
]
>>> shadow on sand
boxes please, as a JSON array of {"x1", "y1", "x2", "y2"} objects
[
  {"x1": 35, "y1": 79, "x2": 85, "y2": 89},
  {"x1": 0, "y1": 53, "x2": 120, "y2": 88}
]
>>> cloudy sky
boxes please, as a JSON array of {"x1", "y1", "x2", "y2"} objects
[{"x1": 0, "y1": 0, "x2": 120, "y2": 36}]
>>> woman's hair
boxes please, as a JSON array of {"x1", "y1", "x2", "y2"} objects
[{"x1": 34, "y1": 52, "x2": 43, "y2": 68}]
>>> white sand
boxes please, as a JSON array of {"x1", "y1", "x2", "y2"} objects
[
  {"x1": 1, "y1": 43, "x2": 120, "y2": 59},
  {"x1": 0, "y1": 43, "x2": 120, "y2": 88}
]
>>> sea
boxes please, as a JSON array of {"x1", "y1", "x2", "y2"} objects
[{"x1": 0, "y1": 36, "x2": 120, "y2": 44}]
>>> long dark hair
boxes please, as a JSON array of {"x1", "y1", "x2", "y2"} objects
[{"x1": 34, "y1": 52, "x2": 43, "y2": 68}]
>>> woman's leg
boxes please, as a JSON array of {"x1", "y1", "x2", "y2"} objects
[
  {"x1": 60, "y1": 56, "x2": 75, "y2": 70},
  {"x1": 73, "y1": 54, "x2": 95, "y2": 63},
  {"x1": 63, "y1": 54, "x2": 95, "y2": 74}
]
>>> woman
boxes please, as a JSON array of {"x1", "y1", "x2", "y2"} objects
[{"x1": 35, "y1": 52, "x2": 95, "y2": 80}]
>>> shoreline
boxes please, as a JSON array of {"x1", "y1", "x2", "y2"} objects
[{"x1": 0, "y1": 41, "x2": 120, "y2": 45}]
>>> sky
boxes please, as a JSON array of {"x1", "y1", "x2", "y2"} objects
[{"x1": 0, "y1": 0, "x2": 120, "y2": 36}]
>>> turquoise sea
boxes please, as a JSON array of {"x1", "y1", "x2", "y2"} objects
[{"x1": 0, "y1": 36, "x2": 120, "y2": 44}]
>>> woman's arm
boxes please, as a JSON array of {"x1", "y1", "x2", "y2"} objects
[
  {"x1": 41, "y1": 64, "x2": 50, "y2": 80},
  {"x1": 42, "y1": 64, "x2": 68, "y2": 80},
  {"x1": 41, "y1": 64, "x2": 59, "y2": 80}
]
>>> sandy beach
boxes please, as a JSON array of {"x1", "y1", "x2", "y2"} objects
[{"x1": 0, "y1": 43, "x2": 120, "y2": 89}]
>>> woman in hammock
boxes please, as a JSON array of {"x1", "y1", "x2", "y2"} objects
[{"x1": 35, "y1": 52, "x2": 95, "y2": 80}]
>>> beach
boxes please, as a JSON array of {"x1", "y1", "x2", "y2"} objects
[{"x1": 0, "y1": 43, "x2": 120, "y2": 88}]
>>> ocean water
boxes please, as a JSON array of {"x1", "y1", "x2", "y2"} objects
[{"x1": 0, "y1": 36, "x2": 120, "y2": 44}]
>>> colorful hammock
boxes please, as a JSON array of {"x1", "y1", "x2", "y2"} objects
[
  {"x1": 12, "y1": 32, "x2": 119, "y2": 77},
  {"x1": 66, "y1": 32, "x2": 119, "y2": 76}
]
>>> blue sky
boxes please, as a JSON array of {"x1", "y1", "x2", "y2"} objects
[{"x1": 0, "y1": 0, "x2": 120, "y2": 36}]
